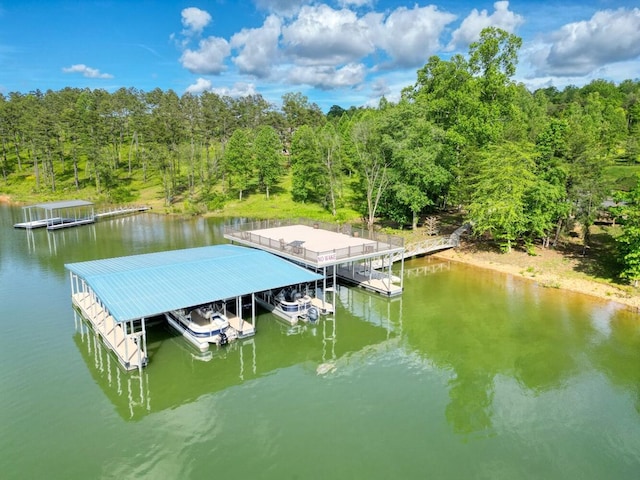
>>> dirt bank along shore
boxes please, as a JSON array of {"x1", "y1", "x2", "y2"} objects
[{"x1": 434, "y1": 242, "x2": 640, "y2": 312}]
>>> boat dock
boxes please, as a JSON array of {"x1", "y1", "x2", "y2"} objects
[
  {"x1": 66, "y1": 244, "x2": 322, "y2": 370},
  {"x1": 224, "y1": 219, "x2": 406, "y2": 297},
  {"x1": 93, "y1": 205, "x2": 151, "y2": 220},
  {"x1": 14, "y1": 200, "x2": 150, "y2": 230},
  {"x1": 14, "y1": 200, "x2": 96, "y2": 230}
]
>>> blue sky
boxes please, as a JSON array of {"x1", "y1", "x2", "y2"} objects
[{"x1": 1, "y1": 1, "x2": 639, "y2": 111}]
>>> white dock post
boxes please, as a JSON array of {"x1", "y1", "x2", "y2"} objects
[
  {"x1": 141, "y1": 318, "x2": 147, "y2": 363},
  {"x1": 251, "y1": 293, "x2": 256, "y2": 329},
  {"x1": 123, "y1": 321, "x2": 129, "y2": 367},
  {"x1": 112, "y1": 304, "x2": 117, "y2": 346},
  {"x1": 322, "y1": 266, "x2": 327, "y2": 305}
]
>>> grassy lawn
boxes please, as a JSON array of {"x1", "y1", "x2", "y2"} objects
[{"x1": 604, "y1": 163, "x2": 640, "y2": 192}]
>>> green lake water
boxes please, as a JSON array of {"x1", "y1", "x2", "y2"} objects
[{"x1": 1, "y1": 203, "x2": 639, "y2": 479}]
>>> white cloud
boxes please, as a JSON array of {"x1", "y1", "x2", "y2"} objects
[
  {"x1": 448, "y1": 1, "x2": 524, "y2": 51},
  {"x1": 368, "y1": 5, "x2": 457, "y2": 67},
  {"x1": 287, "y1": 63, "x2": 366, "y2": 90},
  {"x1": 185, "y1": 77, "x2": 213, "y2": 94},
  {"x1": 370, "y1": 77, "x2": 391, "y2": 99},
  {"x1": 338, "y1": 0, "x2": 373, "y2": 7},
  {"x1": 185, "y1": 78, "x2": 258, "y2": 97},
  {"x1": 231, "y1": 15, "x2": 282, "y2": 78},
  {"x1": 210, "y1": 82, "x2": 258, "y2": 98},
  {"x1": 529, "y1": 8, "x2": 640, "y2": 76},
  {"x1": 180, "y1": 36, "x2": 231, "y2": 75},
  {"x1": 62, "y1": 64, "x2": 113, "y2": 79},
  {"x1": 175, "y1": 3, "x2": 458, "y2": 92},
  {"x1": 181, "y1": 7, "x2": 212, "y2": 35},
  {"x1": 254, "y1": 0, "x2": 311, "y2": 17},
  {"x1": 282, "y1": 5, "x2": 374, "y2": 66},
  {"x1": 363, "y1": 69, "x2": 416, "y2": 106}
]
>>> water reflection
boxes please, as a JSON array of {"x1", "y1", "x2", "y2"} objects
[
  {"x1": 8, "y1": 212, "x2": 227, "y2": 278},
  {"x1": 446, "y1": 373, "x2": 494, "y2": 434},
  {"x1": 402, "y1": 257, "x2": 640, "y2": 435},
  {"x1": 588, "y1": 310, "x2": 640, "y2": 414},
  {"x1": 5, "y1": 201, "x2": 640, "y2": 465},
  {"x1": 25, "y1": 224, "x2": 98, "y2": 256},
  {"x1": 73, "y1": 286, "x2": 399, "y2": 421},
  {"x1": 338, "y1": 286, "x2": 403, "y2": 336}
]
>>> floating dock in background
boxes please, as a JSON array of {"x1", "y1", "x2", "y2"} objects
[
  {"x1": 14, "y1": 200, "x2": 95, "y2": 230},
  {"x1": 224, "y1": 219, "x2": 406, "y2": 297},
  {"x1": 14, "y1": 200, "x2": 150, "y2": 230}
]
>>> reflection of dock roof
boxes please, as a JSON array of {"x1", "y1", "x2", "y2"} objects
[{"x1": 65, "y1": 244, "x2": 322, "y2": 322}]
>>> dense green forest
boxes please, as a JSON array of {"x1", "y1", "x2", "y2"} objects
[{"x1": 2, "y1": 28, "x2": 640, "y2": 281}]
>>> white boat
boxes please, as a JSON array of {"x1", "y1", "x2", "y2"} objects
[
  {"x1": 165, "y1": 304, "x2": 237, "y2": 352},
  {"x1": 256, "y1": 288, "x2": 319, "y2": 326}
]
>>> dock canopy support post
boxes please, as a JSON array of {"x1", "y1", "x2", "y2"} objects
[
  {"x1": 236, "y1": 296, "x2": 243, "y2": 335},
  {"x1": 322, "y1": 266, "x2": 327, "y2": 306},
  {"x1": 251, "y1": 293, "x2": 256, "y2": 328},
  {"x1": 123, "y1": 321, "x2": 129, "y2": 367},
  {"x1": 141, "y1": 318, "x2": 147, "y2": 360}
]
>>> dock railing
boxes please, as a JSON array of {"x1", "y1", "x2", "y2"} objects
[
  {"x1": 94, "y1": 205, "x2": 151, "y2": 219},
  {"x1": 224, "y1": 218, "x2": 404, "y2": 265}
]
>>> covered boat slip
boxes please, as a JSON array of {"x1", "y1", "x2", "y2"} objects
[
  {"x1": 65, "y1": 244, "x2": 323, "y2": 370},
  {"x1": 14, "y1": 200, "x2": 95, "y2": 230},
  {"x1": 224, "y1": 219, "x2": 405, "y2": 296},
  {"x1": 72, "y1": 288, "x2": 398, "y2": 421},
  {"x1": 13, "y1": 199, "x2": 150, "y2": 230}
]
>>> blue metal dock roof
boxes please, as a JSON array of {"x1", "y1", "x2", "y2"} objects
[{"x1": 65, "y1": 244, "x2": 323, "y2": 322}]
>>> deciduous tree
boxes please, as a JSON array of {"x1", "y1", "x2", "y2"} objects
[{"x1": 253, "y1": 125, "x2": 283, "y2": 199}]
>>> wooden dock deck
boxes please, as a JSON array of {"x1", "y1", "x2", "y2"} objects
[
  {"x1": 336, "y1": 266, "x2": 403, "y2": 297},
  {"x1": 311, "y1": 296, "x2": 334, "y2": 314},
  {"x1": 72, "y1": 293, "x2": 146, "y2": 370},
  {"x1": 47, "y1": 218, "x2": 96, "y2": 230},
  {"x1": 13, "y1": 218, "x2": 60, "y2": 229},
  {"x1": 227, "y1": 314, "x2": 256, "y2": 338}
]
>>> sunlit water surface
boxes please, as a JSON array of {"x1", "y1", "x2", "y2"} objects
[{"x1": 1, "y1": 204, "x2": 639, "y2": 479}]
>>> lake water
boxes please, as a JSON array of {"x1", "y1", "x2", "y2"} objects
[{"x1": 1, "y1": 203, "x2": 639, "y2": 479}]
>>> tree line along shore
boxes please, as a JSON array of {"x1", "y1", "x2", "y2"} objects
[{"x1": 2, "y1": 28, "x2": 640, "y2": 297}]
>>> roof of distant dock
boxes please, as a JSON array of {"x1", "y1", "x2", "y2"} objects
[
  {"x1": 28, "y1": 199, "x2": 94, "y2": 210},
  {"x1": 65, "y1": 244, "x2": 323, "y2": 322}
]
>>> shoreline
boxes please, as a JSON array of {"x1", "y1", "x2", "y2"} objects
[
  {"x1": 3, "y1": 192, "x2": 637, "y2": 312},
  {"x1": 433, "y1": 243, "x2": 640, "y2": 313}
]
